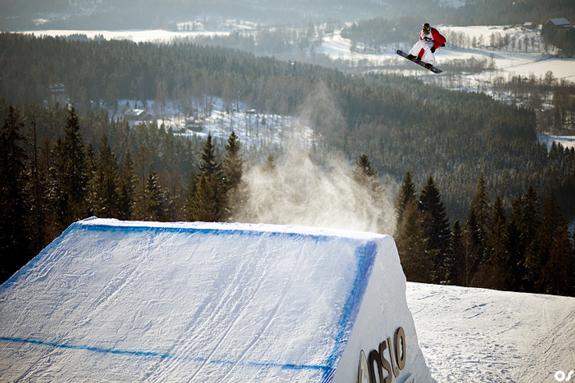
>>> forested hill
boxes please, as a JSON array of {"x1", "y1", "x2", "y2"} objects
[
  {"x1": 344, "y1": 1, "x2": 575, "y2": 39},
  {"x1": 445, "y1": 0, "x2": 575, "y2": 26},
  {"x1": 1, "y1": 33, "x2": 574, "y2": 220},
  {"x1": 0, "y1": 33, "x2": 341, "y2": 114},
  {"x1": 0, "y1": 0, "x2": 441, "y2": 29}
]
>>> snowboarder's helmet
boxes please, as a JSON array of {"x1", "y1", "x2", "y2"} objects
[{"x1": 423, "y1": 23, "x2": 431, "y2": 33}]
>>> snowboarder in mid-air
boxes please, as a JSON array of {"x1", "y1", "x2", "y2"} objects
[{"x1": 397, "y1": 22, "x2": 446, "y2": 73}]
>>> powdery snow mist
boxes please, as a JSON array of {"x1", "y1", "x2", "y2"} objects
[{"x1": 235, "y1": 82, "x2": 397, "y2": 234}]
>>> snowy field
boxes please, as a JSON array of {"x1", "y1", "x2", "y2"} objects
[
  {"x1": 538, "y1": 132, "x2": 575, "y2": 151},
  {"x1": 319, "y1": 26, "x2": 575, "y2": 81},
  {"x1": 174, "y1": 110, "x2": 315, "y2": 148},
  {"x1": 407, "y1": 282, "x2": 575, "y2": 383},
  {"x1": 439, "y1": 0, "x2": 466, "y2": 7},
  {"x1": 114, "y1": 99, "x2": 315, "y2": 148},
  {"x1": 18, "y1": 29, "x2": 231, "y2": 43},
  {"x1": 440, "y1": 25, "x2": 540, "y2": 43}
]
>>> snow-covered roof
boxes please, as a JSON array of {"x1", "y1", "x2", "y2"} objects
[
  {"x1": 547, "y1": 17, "x2": 571, "y2": 27},
  {"x1": 124, "y1": 108, "x2": 145, "y2": 117}
]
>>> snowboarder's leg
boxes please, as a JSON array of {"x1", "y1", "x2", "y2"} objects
[
  {"x1": 408, "y1": 40, "x2": 425, "y2": 60},
  {"x1": 420, "y1": 41, "x2": 436, "y2": 66}
]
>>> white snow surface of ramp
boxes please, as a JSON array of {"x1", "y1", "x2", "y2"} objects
[{"x1": 0, "y1": 218, "x2": 432, "y2": 382}]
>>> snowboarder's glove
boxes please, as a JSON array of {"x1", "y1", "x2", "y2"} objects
[
  {"x1": 431, "y1": 47, "x2": 436, "y2": 53},
  {"x1": 442, "y1": 44, "x2": 445, "y2": 47}
]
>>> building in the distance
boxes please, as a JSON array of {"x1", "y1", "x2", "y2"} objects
[
  {"x1": 176, "y1": 20, "x2": 205, "y2": 31},
  {"x1": 48, "y1": 83, "x2": 67, "y2": 104},
  {"x1": 542, "y1": 18, "x2": 575, "y2": 55}
]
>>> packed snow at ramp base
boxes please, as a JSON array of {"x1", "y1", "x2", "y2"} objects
[
  {"x1": 0, "y1": 218, "x2": 432, "y2": 382},
  {"x1": 407, "y1": 283, "x2": 575, "y2": 383}
]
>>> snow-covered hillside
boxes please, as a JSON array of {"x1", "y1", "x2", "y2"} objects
[
  {"x1": 113, "y1": 99, "x2": 315, "y2": 148},
  {"x1": 407, "y1": 283, "x2": 575, "y2": 383},
  {"x1": 173, "y1": 110, "x2": 314, "y2": 148}
]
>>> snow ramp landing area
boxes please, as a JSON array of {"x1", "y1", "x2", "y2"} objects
[{"x1": 0, "y1": 218, "x2": 432, "y2": 383}]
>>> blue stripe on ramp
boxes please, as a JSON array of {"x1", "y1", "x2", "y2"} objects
[{"x1": 0, "y1": 336, "x2": 331, "y2": 373}]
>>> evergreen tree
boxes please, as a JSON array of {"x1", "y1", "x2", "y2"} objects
[
  {"x1": 199, "y1": 133, "x2": 220, "y2": 175},
  {"x1": 471, "y1": 175, "x2": 490, "y2": 229},
  {"x1": 189, "y1": 134, "x2": 225, "y2": 222},
  {"x1": 395, "y1": 199, "x2": 433, "y2": 283},
  {"x1": 354, "y1": 153, "x2": 388, "y2": 233},
  {"x1": 135, "y1": 172, "x2": 169, "y2": 221},
  {"x1": 476, "y1": 197, "x2": 508, "y2": 289},
  {"x1": 353, "y1": 153, "x2": 377, "y2": 183},
  {"x1": 117, "y1": 151, "x2": 136, "y2": 220},
  {"x1": 463, "y1": 210, "x2": 482, "y2": 286},
  {"x1": 223, "y1": 131, "x2": 242, "y2": 191},
  {"x1": 185, "y1": 172, "x2": 197, "y2": 221},
  {"x1": 0, "y1": 106, "x2": 29, "y2": 280},
  {"x1": 506, "y1": 198, "x2": 526, "y2": 291},
  {"x1": 419, "y1": 176, "x2": 451, "y2": 283},
  {"x1": 542, "y1": 221, "x2": 572, "y2": 296},
  {"x1": 395, "y1": 171, "x2": 416, "y2": 229},
  {"x1": 61, "y1": 107, "x2": 88, "y2": 222},
  {"x1": 521, "y1": 187, "x2": 542, "y2": 291},
  {"x1": 87, "y1": 135, "x2": 120, "y2": 217},
  {"x1": 47, "y1": 139, "x2": 67, "y2": 231},
  {"x1": 443, "y1": 221, "x2": 466, "y2": 285},
  {"x1": 531, "y1": 195, "x2": 559, "y2": 291},
  {"x1": 538, "y1": 195, "x2": 571, "y2": 295},
  {"x1": 469, "y1": 175, "x2": 490, "y2": 263},
  {"x1": 24, "y1": 118, "x2": 49, "y2": 255},
  {"x1": 222, "y1": 131, "x2": 244, "y2": 219},
  {"x1": 64, "y1": 108, "x2": 86, "y2": 199},
  {"x1": 85, "y1": 144, "x2": 97, "y2": 184},
  {"x1": 99, "y1": 137, "x2": 120, "y2": 216}
]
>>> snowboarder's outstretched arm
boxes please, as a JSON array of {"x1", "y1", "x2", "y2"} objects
[{"x1": 429, "y1": 27, "x2": 446, "y2": 53}]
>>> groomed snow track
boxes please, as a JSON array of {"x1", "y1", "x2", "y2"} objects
[{"x1": 0, "y1": 218, "x2": 432, "y2": 382}]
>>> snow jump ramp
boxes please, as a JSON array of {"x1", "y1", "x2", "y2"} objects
[{"x1": 0, "y1": 218, "x2": 432, "y2": 382}]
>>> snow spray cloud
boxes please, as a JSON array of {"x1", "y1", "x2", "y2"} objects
[{"x1": 235, "y1": 83, "x2": 397, "y2": 234}]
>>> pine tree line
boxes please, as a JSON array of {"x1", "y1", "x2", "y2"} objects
[
  {"x1": 2, "y1": 103, "x2": 574, "y2": 297},
  {"x1": 0, "y1": 105, "x2": 243, "y2": 283},
  {"x1": 395, "y1": 172, "x2": 575, "y2": 296}
]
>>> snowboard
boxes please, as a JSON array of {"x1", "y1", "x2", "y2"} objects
[{"x1": 396, "y1": 50, "x2": 442, "y2": 74}]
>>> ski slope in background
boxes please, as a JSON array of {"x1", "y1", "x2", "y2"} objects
[{"x1": 0, "y1": 218, "x2": 431, "y2": 382}]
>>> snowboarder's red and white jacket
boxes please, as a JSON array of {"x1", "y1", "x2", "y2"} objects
[{"x1": 420, "y1": 27, "x2": 446, "y2": 50}]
